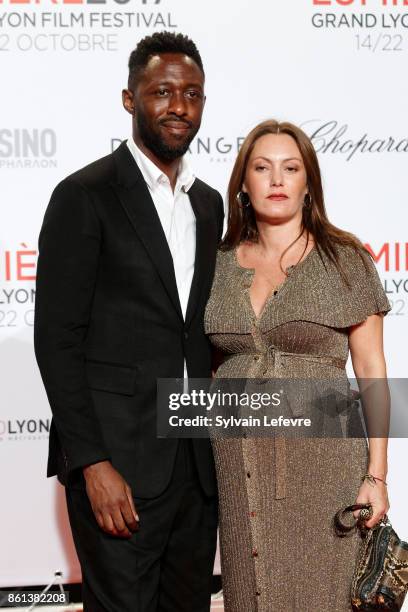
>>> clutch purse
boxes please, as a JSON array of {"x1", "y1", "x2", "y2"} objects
[{"x1": 334, "y1": 503, "x2": 408, "y2": 611}]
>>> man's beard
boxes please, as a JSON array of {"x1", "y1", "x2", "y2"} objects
[{"x1": 137, "y1": 108, "x2": 199, "y2": 162}]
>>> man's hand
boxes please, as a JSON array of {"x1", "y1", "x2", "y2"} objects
[{"x1": 83, "y1": 461, "x2": 139, "y2": 538}]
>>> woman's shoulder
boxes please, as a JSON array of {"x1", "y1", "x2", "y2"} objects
[
  {"x1": 215, "y1": 246, "x2": 236, "y2": 268},
  {"x1": 332, "y1": 241, "x2": 369, "y2": 259},
  {"x1": 318, "y1": 242, "x2": 374, "y2": 279},
  {"x1": 210, "y1": 248, "x2": 238, "y2": 291},
  {"x1": 342, "y1": 244, "x2": 383, "y2": 287}
]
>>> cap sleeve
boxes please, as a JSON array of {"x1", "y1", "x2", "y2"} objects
[
  {"x1": 363, "y1": 251, "x2": 391, "y2": 316},
  {"x1": 337, "y1": 247, "x2": 391, "y2": 326}
]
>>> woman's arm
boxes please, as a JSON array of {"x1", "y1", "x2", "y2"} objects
[{"x1": 349, "y1": 313, "x2": 390, "y2": 527}]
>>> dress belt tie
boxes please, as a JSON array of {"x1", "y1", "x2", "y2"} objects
[
  {"x1": 262, "y1": 346, "x2": 347, "y2": 375},
  {"x1": 222, "y1": 348, "x2": 346, "y2": 372}
]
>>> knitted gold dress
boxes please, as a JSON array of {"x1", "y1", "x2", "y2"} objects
[{"x1": 204, "y1": 244, "x2": 390, "y2": 612}]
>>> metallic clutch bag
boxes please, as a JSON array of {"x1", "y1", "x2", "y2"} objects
[{"x1": 334, "y1": 503, "x2": 408, "y2": 611}]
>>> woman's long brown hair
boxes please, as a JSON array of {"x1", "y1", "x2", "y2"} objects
[{"x1": 221, "y1": 119, "x2": 371, "y2": 284}]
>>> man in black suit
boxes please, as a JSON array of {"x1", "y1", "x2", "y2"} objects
[{"x1": 34, "y1": 32, "x2": 224, "y2": 612}]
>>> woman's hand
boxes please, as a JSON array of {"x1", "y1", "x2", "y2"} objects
[
  {"x1": 349, "y1": 314, "x2": 390, "y2": 530},
  {"x1": 353, "y1": 478, "x2": 390, "y2": 529}
]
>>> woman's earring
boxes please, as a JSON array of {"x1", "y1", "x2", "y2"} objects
[
  {"x1": 237, "y1": 191, "x2": 251, "y2": 209},
  {"x1": 304, "y1": 193, "x2": 312, "y2": 209}
]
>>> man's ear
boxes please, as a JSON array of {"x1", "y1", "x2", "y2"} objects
[{"x1": 122, "y1": 89, "x2": 134, "y2": 115}]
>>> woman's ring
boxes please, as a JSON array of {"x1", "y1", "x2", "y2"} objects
[{"x1": 359, "y1": 508, "x2": 372, "y2": 521}]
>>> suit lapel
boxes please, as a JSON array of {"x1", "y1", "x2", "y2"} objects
[
  {"x1": 185, "y1": 182, "x2": 213, "y2": 327},
  {"x1": 111, "y1": 142, "x2": 183, "y2": 321}
]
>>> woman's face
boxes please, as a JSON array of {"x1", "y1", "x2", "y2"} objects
[{"x1": 242, "y1": 133, "x2": 308, "y2": 224}]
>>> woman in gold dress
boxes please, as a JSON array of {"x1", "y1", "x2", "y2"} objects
[{"x1": 204, "y1": 120, "x2": 390, "y2": 611}]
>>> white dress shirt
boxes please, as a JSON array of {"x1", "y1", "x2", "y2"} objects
[{"x1": 127, "y1": 137, "x2": 196, "y2": 379}]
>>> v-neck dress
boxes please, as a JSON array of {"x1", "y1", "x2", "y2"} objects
[{"x1": 204, "y1": 244, "x2": 391, "y2": 612}]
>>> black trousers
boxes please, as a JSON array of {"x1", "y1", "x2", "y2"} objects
[{"x1": 66, "y1": 440, "x2": 218, "y2": 612}]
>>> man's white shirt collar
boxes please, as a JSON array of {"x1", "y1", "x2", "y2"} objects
[{"x1": 126, "y1": 136, "x2": 195, "y2": 193}]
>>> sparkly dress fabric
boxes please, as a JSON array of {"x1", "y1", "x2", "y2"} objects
[{"x1": 204, "y1": 245, "x2": 391, "y2": 612}]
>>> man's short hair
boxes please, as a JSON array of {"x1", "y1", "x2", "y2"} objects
[{"x1": 128, "y1": 31, "x2": 204, "y2": 89}]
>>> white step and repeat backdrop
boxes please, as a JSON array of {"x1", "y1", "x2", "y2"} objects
[{"x1": 1, "y1": 0, "x2": 407, "y2": 599}]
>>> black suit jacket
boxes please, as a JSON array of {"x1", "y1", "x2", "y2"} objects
[{"x1": 34, "y1": 141, "x2": 224, "y2": 498}]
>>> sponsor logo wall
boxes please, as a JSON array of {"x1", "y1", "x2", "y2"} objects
[{"x1": 1, "y1": 0, "x2": 407, "y2": 605}]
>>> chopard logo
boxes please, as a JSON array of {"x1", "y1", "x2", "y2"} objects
[{"x1": 302, "y1": 120, "x2": 408, "y2": 161}]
